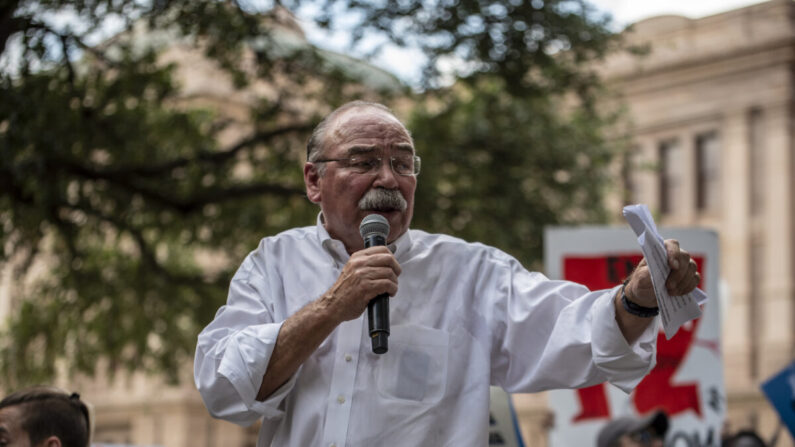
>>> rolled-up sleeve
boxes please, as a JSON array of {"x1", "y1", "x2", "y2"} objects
[
  {"x1": 194, "y1": 254, "x2": 298, "y2": 426},
  {"x1": 490, "y1": 257, "x2": 657, "y2": 394},
  {"x1": 590, "y1": 285, "x2": 657, "y2": 392}
]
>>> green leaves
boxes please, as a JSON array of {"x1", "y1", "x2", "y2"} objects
[
  {"x1": 0, "y1": 0, "x2": 346, "y2": 387},
  {"x1": 410, "y1": 79, "x2": 620, "y2": 269},
  {"x1": 316, "y1": 0, "x2": 620, "y2": 95}
]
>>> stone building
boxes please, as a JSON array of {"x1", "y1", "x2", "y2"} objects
[
  {"x1": 512, "y1": 1, "x2": 795, "y2": 445},
  {"x1": 551, "y1": 0, "x2": 789, "y2": 444}
]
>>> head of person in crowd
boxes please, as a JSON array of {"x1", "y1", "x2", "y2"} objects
[
  {"x1": 0, "y1": 386, "x2": 90, "y2": 447},
  {"x1": 722, "y1": 429, "x2": 767, "y2": 447},
  {"x1": 304, "y1": 100, "x2": 419, "y2": 252},
  {"x1": 597, "y1": 410, "x2": 669, "y2": 447}
]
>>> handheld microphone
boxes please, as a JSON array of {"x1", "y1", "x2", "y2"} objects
[{"x1": 359, "y1": 214, "x2": 390, "y2": 354}]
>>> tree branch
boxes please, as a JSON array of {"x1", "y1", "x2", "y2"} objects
[
  {"x1": 54, "y1": 158, "x2": 305, "y2": 213},
  {"x1": 80, "y1": 123, "x2": 314, "y2": 178},
  {"x1": 0, "y1": 1, "x2": 24, "y2": 57},
  {"x1": 59, "y1": 201, "x2": 211, "y2": 286}
]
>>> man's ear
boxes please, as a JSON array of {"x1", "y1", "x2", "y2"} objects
[
  {"x1": 304, "y1": 162, "x2": 322, "y2": 203},
  {"x1": 38, "y1": 436, "x2": 62, "y2": 447}
]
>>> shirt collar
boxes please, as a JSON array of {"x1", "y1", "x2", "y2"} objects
[{"x1": 315, "y1": 212, "x2": 413, "y2": 262}]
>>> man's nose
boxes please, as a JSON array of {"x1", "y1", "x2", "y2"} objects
[{"x1": 373, "y1": 158, "x2": 399, "y2": 187}]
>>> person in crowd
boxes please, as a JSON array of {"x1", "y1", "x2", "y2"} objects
[
  {"x1": 723, "y1": 429, "x2": 768, "y2": 447},
  {"x1": 0, "y1": 386, "x2": 90, "y2": 447},
  {"x1": 194, "y1": 100, "x2": 701, "y2": 445},
  {"x1": 597, "y1": 410, "x2": 669, "y2": 447}
]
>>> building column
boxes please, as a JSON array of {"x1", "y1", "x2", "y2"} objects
[
  {"x1": 760, "y1": 99, "x2": 795, "y2": 377},
  {"x1": 680, "y1": 130, "x2": 697, "y2": 222},
  {"x1": 721, "y1": 110, "x2": 753, "y2": 392}
]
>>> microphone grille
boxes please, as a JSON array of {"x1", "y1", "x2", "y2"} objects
[{"x1": 359, "y1": 214, "x2": 390, "y2": 240}]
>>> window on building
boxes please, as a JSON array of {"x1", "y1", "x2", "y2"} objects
[
  {"x1": 695, "y1": 132, "x2": 720, "y2": 212},
  {"x1": 749, "y1": 234, "x2": 764, "y2": 380},
  {"x1": 621, "y1": 147, "x2": 639, "y2": 206},
  {"x1": 749, "y1": 109, "x2": 765, "y2": 215},
  {"x1": 93, "y1": 424, "x2": 132, "y2": 444},
  {"x1": 658, "y1": 139, "x2": 681, "y2": 214}
]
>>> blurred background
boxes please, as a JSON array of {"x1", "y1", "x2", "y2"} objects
[{"x1": 1, "y1": 0, "x2": 792, "y2": 445}]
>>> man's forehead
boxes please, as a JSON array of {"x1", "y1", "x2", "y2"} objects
[
  {"x1": 335, "y1": 105, "x2": 403, "y2": 126},
  {"x1": 330, "y1": 108, "x2": 411, "y2": 142}
]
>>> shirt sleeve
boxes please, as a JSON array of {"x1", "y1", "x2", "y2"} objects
[
  {"x1": 194, "y1": 251, "x2": 299, "y2": 426},
  {"x1": 489, "y1": 257, "x2": 657, "y2": 394}
]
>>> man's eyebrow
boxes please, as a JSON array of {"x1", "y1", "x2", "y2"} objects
[
  {"x1": 344, "y1": 144, "x2": 415, "y2": 156},
  {"x1": 345, "y1": 146, "x2": 377, "y2": 156},
  {"x1": 392, "y1": 144, "x2": 415, "y2": 154}
]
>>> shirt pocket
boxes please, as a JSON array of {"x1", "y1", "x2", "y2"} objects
[{"x1": 375, "y1": 324, "x2": 449, "y2": 404}]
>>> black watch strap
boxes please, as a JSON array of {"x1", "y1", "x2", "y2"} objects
[{"x1": 621, "y1": 280, "x2": 659, "y2": 318}]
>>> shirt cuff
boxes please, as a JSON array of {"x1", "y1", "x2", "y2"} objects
[
  {"x1": 591, "y1": 286, "x2": 658, "y2": 393},
  {"x1": 217, "y1": 321, "x2": 298, "y2": 419}
]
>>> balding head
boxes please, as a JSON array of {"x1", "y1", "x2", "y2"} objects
[{"x1": 306, "y1": 101, "x2": 410, "y2": 167}]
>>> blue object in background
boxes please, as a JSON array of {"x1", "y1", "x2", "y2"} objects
[
  {"x1": 761, "y1": 360, "x2": 795, "y2": 442},
  {"x1": 489, "y1": 387, "x2": 525, "y2": 447}
]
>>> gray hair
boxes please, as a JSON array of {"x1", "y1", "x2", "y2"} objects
[{"x1": 306, "y1": 101, "x2": 405, "y2": 175}]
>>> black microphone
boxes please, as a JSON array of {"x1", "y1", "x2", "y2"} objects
[{"x1": 359, "y1": 214, "x2": 390, "y2": 354}]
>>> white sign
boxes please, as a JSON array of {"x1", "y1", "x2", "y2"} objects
[
  {"x1": 544, "y1": 226, "x2": 724, "y2": 447},
  {"x1": 489, "y1": 386, "x2": 525, "y2": 447}
]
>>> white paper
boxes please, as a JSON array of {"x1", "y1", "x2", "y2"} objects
[{"x1": 623, "y1": 204, "x2": 707, "y2": 339}]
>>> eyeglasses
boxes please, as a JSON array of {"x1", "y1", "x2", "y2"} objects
[{"x1": 313, "y1": 154, "x2": 421, "y2": 176}]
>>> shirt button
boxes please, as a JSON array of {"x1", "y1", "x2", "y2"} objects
[
  {"x1": 344, "y1": 354, "x2": 352, "y2": 362},
  {"x1": 337, "y1": 395, "x2": 346, "y2": 404},
  {"x1": 330, "y1": 444, "x2": 337, "y2": 447}
]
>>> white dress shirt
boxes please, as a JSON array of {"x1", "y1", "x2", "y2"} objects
[{"x1": 194, "y1": 215, "x2": 658, "y2": 447}]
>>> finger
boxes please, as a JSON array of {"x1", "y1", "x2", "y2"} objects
[
  {"x1": 368, "y1": 278, "x2": 399, "y2": 297},
  {"x1": 668, "y1": 259, "x2": 697, "y2": 294},
  {"x1": 359, "y1": 246, "x2": 393, "y2": 256},
  {"x1": 664, "y1": 239, "x2": 681, "y2": 269},
  {"x1": 673, "y1": 270, "x2": 700, "y2": 296},
  {"x1": 666, "y1": 257, "x2": 694, "y2": 292},
  {"x1": 351, "y1": 250, "x2": 401, "y2": 274},
  {"x1": 666, "y1": 251, "x2": 692, "y2": 288},
  {"x1": 364, "y1": 253, "x2": 402, "y2": 275},
  {"x1": 357, "y1": 251, "x2": 396, "y2": 265}
]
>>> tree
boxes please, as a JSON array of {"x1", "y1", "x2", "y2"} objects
[
  {"x1": 0, "y1": 0, "x2": 402, "y2": 386},
  {"x1": 409, "y1": 79, "x2": 622, "y2": 269},
  {"x1": 1, "y1": 0, "x2": 626, "y2": 385}
]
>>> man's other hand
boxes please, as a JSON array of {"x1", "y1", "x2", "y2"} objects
[{"x1": 625, "y1": 239, "x2": 701, "y2": 308}]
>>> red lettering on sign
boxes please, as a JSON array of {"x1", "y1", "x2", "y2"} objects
[
  {"x1": 563, "y1": 254, "x2": 706, "y2": 421},
  {"x1": 633, "y1": 318, "x2": 702, "y2": 417},
  {"x1": 572, "y1": 384, "x2": 611, "y2": 421}
]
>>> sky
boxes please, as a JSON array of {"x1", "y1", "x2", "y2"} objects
[
  {"x1": 0, "y1": 1, "x2": 771, "y2": 82},
  {"x1": 589, "y1": 0, "x2": 767, "y2": 27},
  {"x1": 300, "y1": 0, "x2": 769, "y2": 86}
]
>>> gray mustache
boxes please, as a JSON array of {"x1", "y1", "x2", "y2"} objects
[{"x1": 358, "y1": 188, "x2": 407, "y2": 212}]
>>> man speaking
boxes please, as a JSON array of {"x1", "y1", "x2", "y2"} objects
[{"x1": 194, "y1": 101, "x2": 701, "y2": 446}]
